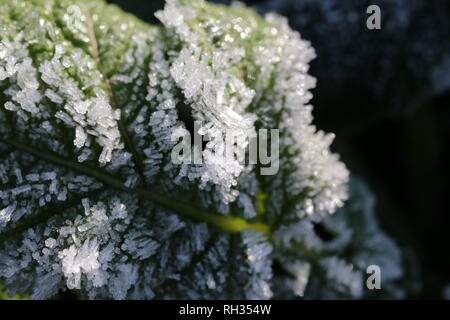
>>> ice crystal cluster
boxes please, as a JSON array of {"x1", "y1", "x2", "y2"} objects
[{"x1": 0, "y1": 0, "x2": 403, "y2": 299}]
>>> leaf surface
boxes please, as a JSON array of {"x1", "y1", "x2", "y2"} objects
[{"x1": 0, "y1": 0, "x2": 350, "y2": 299}]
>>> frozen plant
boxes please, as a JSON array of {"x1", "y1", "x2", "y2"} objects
[{"x1": 0, "y1": 0, "x2": 404, "y2": 299}]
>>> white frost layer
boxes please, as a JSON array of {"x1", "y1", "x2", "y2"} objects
[
  {"x1": 38, "y1": 44, "x2": 122, "y2": 164},
  {"x1": 156, "y1": 0, "x2": 257, "y2": 204}
]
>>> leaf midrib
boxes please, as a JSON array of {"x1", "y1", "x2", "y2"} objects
[{"x1": 0, "y1": 137, "x2": 269, "y2": 234}]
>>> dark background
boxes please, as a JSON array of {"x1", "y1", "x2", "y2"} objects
[{"x1": 107, "y1": 0, "x2": 450, "y2": 299}]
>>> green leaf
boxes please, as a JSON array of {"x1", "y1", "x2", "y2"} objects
[{"x1": 0, "y1": 0, "x2": 372, "y2": 300}]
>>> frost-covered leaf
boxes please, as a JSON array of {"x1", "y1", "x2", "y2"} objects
[
  {"x1": 0, "y1": 0, "x2": 399, "y2": 300},
  {"x1": 272, "y1": 177, "x2": 406, "y2": 299}
]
